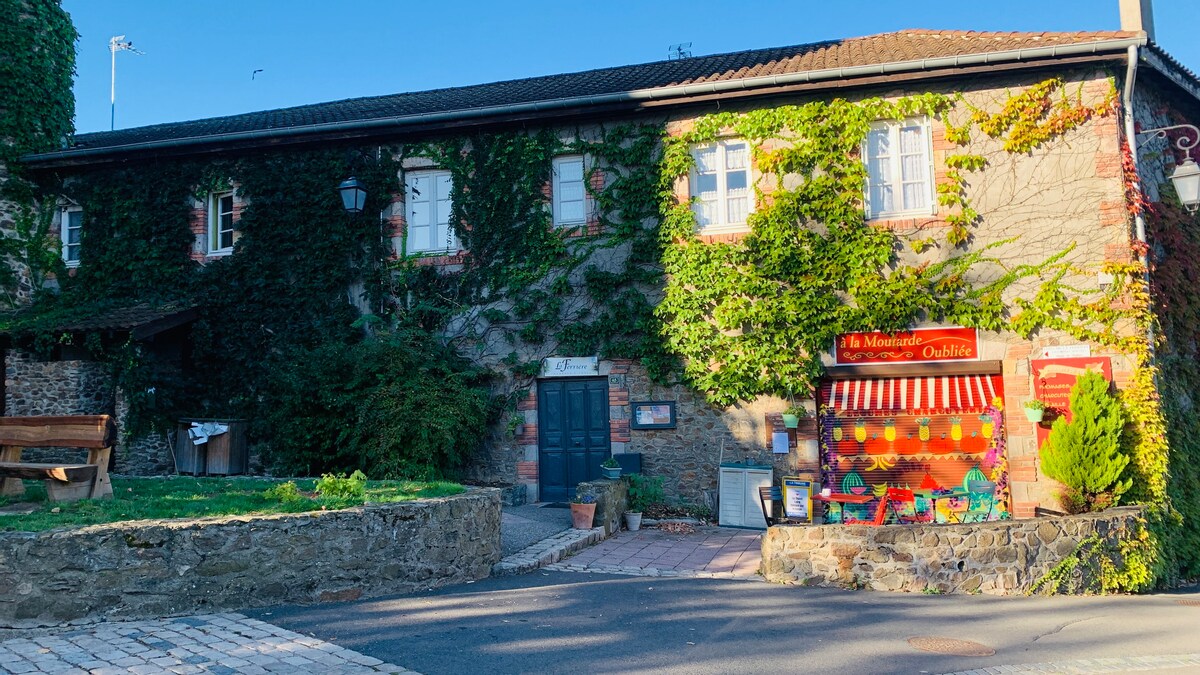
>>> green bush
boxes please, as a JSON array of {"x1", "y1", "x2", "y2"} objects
[
  {"x1": 315, "y1": 471, "x2": 367, "y2": 500},
  {"x1": 625, "y1": 473, "x2": 665, "y2": 512},
  {"x1": 264, "y1": 327, "x2": 492, "y2": 479},
  {"x1": 1040, "y1": 371, "x2": 1131, "y2": 513},
  {"x1": 263, "y1": 480, "x2": 303, "y2": 503}
]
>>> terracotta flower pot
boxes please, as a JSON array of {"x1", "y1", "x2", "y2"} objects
[{"x1": 571, "y1": 502, "x2": 597, "y2": 529}]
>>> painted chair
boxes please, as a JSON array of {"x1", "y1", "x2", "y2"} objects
[
  {"x1": 885, "y1": 487, "x2": 934, "y2": 524},
  {"x1": 842, "y1": 494, "x2": 889, "y2": 526},
  {"x1": 960, "y1": 480, "x2": 998, "y2": 522}
]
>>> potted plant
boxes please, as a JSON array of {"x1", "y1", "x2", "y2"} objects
[
  {"x1": 781, "y1": 404, "x2": 807, "y2": 430},
  {"x1": 601, "y1": 457, "x2": 622, "y2": 480},
  {"x1": 570, "y1": 494, "x2": 597, "y2": 529},
  {"x1": 1024, "y1": 399, "x2": 1046, "y2": 423},
  {"x1": 624, "y1": 474, "x2": 664, "y2": 532}
]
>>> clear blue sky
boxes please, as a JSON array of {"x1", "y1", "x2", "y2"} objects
[{"x1": 63, "y1": 0, "x2": 1200, "y2": 134}]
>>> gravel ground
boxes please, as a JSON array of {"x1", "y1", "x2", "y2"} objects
[{"x1": 500, "y1": 503, "x2": 570, "y2": 556}]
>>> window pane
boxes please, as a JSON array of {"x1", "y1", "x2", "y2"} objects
[
  {"x1": 695, "y1": 173, "x2": 718, "y2": 197},
  {"x1": 868, "y1": 157, "x2": 891, "y2": 184},
  {"x1": 436, "y1": 175, "x2": 452, "y2": 200},
  {"x1": 867, "y1": 129, "x2": 890, "y2": 158},
  {"x1": 408, "y1": 223, "x2": 430, "y2": 251},
  {"x1": 726, "y1": 170, "x2": 748, "y2": 192},
  {"x1": 901, "y1": 153, "x2": 926, "y2": 183},
  {"x1": 694, "y1": 200, "x2": 716, "y2": 227},
  {"x1": 219, "y1": 195, "x2": 234, "y2": 214},
  {"x1": 560, "y1": 201, "x2": 585, "y2": 223},
  {"x1": 727, "y1": 196, "x2": 748, "y2": 224},
  {"x1": 693, "y1": 147, "x2": 717, "y2": 174},
  {"x1": 220, "y1": 213, "x2": 234, "y2": 231},
  {"x1": 66, "y1": 244, "x2": 79, "y2": 262},
  {"x1": 409, "y1": 202, "x2": 430, "y2": 226},
  {"x1": 558, "y1": 159, "x2": 584, "y2": 182},
  {"x1": 220, "y1": 230, "x2": 234, "y2": 250},
  {"x1": 67, "y1": 211, "x2": 82, "y2": 228},
  {"x1": 409, "y1": 176, "x2": 430, "y2": 202},
  {"x1": 435, "y1": 199, "x2": 452, "y2": 225},
  {"x1": 902, "y1": 182, "x2": 927, "y2": 211},
  {"x1": 725, "y1": 143, "x2": 748, "y2": 170},
  {"x1": 67, "y1": 228, "x2": 81, "y2": 244},
  {"x1": 559, "y1": 184, "x2": 585, "y2": 202},
  {"x1": 870, "y1": 185, "x2": 893, "y2": 214},
  {"x1": 899, "y1": 126, "x2": 924, "y2": 154}
]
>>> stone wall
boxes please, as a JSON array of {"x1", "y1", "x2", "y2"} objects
[
  {"x1": 576, "y1": 478, "x2": 628, "y2": 535},
  {"x1": 761, "y1": 506, "x2": 1145, "y2": 595},
  {"x1": 113, "y1": 387, "x2": 174, "y2": 476},
  {"x1": 3, "y1": 349, "x2": 115, "y2": 465},
  {"x1": 0, "y1": 489, "x2": 501, "y2": 628}
]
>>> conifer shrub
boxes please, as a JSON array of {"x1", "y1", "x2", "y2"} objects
[{"x1": 1040, "y1": 371, "x2": 1131, "y2": 513}]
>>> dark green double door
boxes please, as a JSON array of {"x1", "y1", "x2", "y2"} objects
[{"x1": 538, "y1": 378, "x2": 610, "y2": 503}]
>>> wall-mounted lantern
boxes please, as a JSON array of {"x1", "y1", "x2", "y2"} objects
[
  {"x1": 337, "y1": 177, "x2": 367, "y2": 214},
  {"x1": 1138, "y1": 123, "x2": 1200, "y2": 213}
]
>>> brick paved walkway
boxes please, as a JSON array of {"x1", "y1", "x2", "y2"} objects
[
  {"x1": 0, "y1": 613, "x2": 413, "y2": 674},
  {"x1": 941, "y1": 652, "x2": 1200, "y2": 674},
  {"x1": 546, "y1": 525, "x2": 763, "y2": 579}
]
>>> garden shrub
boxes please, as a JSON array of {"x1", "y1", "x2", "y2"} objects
[
  {"x1": 314, "y1": 471, "x2": 367, "y2": 500},
  {"x1": 263, "y1": 326, "x2": 492, "y2": 479},
  {"x1": 1040, "y1": 371, "x2": 1131, "y2": 513}
]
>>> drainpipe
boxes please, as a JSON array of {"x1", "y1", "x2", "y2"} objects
[{"x1": 1121, "y1": 44, "x2": 1156, "y2": 359}]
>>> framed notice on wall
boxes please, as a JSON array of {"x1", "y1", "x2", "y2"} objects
[
  {"x1": 781, "y1": 476, "x2": 813, "y2": 522},
  {"x1": 630, "y1": 401, "x2": 677, "y2": 429}
]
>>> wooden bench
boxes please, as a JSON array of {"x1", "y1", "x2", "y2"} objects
[{"x1": 0, "y1": 415, "x2": 117, "y2": 502}]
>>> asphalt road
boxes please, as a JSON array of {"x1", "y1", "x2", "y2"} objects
[{"x1": 249, "y1": 572, "x2": 1200, "y2": 674}]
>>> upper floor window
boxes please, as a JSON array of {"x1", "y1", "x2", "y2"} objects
[
  {"x1": 405, "y1": 170, "x2": 457, "y2": 254},
  {"x1": 209, "y1": 191, "x2": 236, "y2": 255},
  {"x1": 691, "y1": 140, "x2": 751, "y2": 233},
  {"x1": 61, "y1": 207, "x2": 82, "y2": 267},
  {"x1": 864, "y1": 118, "x2": 934, "y2": 220},
  {"x1": 552, "y1": 155, "x2": 586, "y2": 227}
]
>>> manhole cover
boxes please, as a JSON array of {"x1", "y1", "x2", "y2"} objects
[
  {"x1": 1176, "y1": 598, "x2": 1200, "y2": 607},
  {"x1": 907, "y1": 636, "x2": 996, "y2": 657}
]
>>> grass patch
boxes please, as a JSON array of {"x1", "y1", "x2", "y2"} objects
[{"x1": 0, "y1": 476, "x2": 464, "y2": 532}]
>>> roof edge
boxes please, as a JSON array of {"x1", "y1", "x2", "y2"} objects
[{"x1": 23, "y1": 35, "x2": 1147, "y2": 168}]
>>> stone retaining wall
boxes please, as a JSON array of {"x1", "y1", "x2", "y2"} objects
[
  {"x1": 0, "y1": 489, "x2": 501, "y2": 628},
  {"x1": 761, "y1": 506, "x2": 1145, "y2": 595}
]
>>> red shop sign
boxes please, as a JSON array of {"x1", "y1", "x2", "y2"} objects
[
  {"x1": 834, "y1": 328, "x2": 979, "y2": 365},
  {"x1": 1031, "y1": 356, "x2": 1112, "y2": 447}
]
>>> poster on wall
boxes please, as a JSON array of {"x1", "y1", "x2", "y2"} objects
[
  {"x1": 781, "y1": 477, "x2": 812, "y2": 521},
  {"x1": 630, "y1": 401, "x2": 677, "y2": 429},
  {"x1": 1030, "y1": 356, "x2": 1112, "y2": 446}
]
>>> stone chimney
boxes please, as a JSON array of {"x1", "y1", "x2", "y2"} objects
[{"x1": 1119, "y1": 0, "x2": 1156, "y2": 42}]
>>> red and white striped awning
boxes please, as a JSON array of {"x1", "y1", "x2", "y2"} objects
[{"x1": 825, "y1": 375, "x2": 1002, "y2": 413}]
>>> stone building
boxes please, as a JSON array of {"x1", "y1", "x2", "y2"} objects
[{"x1": 7, "y1": 2, "x2": 1200, "y2": 531}]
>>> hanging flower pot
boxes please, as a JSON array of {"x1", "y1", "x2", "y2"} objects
[{"x1": 1024, "y1": 400, "x2": 1045, "y2": 423}]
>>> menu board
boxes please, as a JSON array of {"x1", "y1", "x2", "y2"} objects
[{"x1": 781, "y1": 477, "x2": 812, "y2": 522}]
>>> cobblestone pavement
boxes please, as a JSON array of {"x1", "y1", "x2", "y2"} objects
[
  {"x1": 546, "y1": 524, "x2": 763, "y2": 578},
  {"x1": 0, "y1": 613, "x2": 414, "y2": 674},
  {"x1": 492, "y1": 525, "x2": 605, "y2": 576}
]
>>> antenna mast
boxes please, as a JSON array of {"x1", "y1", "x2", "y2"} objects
[{"x1": 109, "y1": 35, "x2": 145, "y2": 130}]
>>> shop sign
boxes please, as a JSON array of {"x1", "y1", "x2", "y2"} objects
[
  {"x1": 540, "y1": 357, "x2": 599, "y2": 377},
  {"x1": 1039, "y1": 344, "x2": 1092, "y2": 359},
  {"x1": 834, "y1": 328, "x2": 978, "y2": 365},
  {"x1": 1031, "y1": 356, "x2": 1112, "y2": 446}
]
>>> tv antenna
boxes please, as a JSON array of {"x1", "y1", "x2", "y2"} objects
[
  {"x1": 109, "y1": 35, "x2": 145, "y2": 130},
  {"x1": 668, "y1": 42, "x2": 693, "y2": 60}
]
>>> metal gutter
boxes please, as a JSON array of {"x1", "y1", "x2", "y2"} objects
[
  {"x1": 24, "y1": 36, "x2": 1147, "y2": 166},
  {"x1": 1122, "y1": 44, "x2": 1155, "y2": 359}
]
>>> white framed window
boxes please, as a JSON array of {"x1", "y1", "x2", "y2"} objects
[
  {"x1": 208, "y1": 191, "x2": 236, "y2": 255},
  {"x1": 690, "y1": 140, "x2": 751, "y2": 233},
  {"x1": 552, "y1": 155, "x2": 587, "y2": 227},
  {"x1": 405, "y1": 170, "x2": 457, "y2": 254},
  {"x1": 61, "y1": 206, "x2": 82, "y2": 267},
  {"x1": 864, "y1": 117, "x2": 935, "y2": 220}
]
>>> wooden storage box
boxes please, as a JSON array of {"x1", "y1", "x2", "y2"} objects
[{"x1": 175, "y1": 419, "x2": 248, "y2": 476}]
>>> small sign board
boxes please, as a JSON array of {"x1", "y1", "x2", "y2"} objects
[
  {"x1": 834, "y1": 327, "x2": 979, "y2": 365},
  {"x1": 540, "y1": 356, "x2": 599, "y2": 377},
  {"x1": 771, "y1": 432, "x2": 790, "y2": 454},
  {"x1": 630, "y1": 401, "x2": 677, "y2": 429},
  {"x1": 781, "y1": 477, "x2": 812, "y2": 522},
  {"x1": 1030, "y1": 356, "x2": 1112, "y2": 447},
  {"x1": 1039, "y1": 344, "x2": 1092, "y2": 359}
]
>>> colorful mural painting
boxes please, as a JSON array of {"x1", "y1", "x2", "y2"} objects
[{"x1": 818, "y1": 374, "x2": 1011, "y2": 523}]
